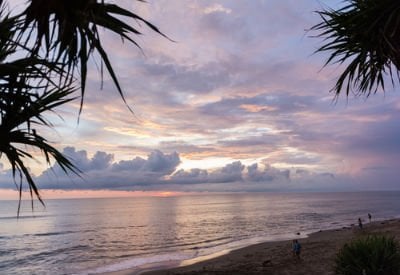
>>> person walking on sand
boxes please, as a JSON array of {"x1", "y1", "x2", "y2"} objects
[
  {"x1": 358, "y1": 218, "x2": 363, "y2": 229},
  {"x1": 292, "y1": 239, "x2": 301, "y2": 260},
  {"x1": 368, "y1": 213, "x2": 372, "y2": 223}
]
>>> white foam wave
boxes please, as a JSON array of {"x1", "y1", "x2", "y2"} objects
[{"x1": 76, "y1": 253, "x2": 193, "y2": 275}]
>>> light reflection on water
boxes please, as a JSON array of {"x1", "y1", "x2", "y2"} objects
[{"x1": 0, "y1": 191, "x2": 400, "y2": 274}]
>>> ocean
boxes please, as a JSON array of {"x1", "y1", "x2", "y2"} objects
[{"x1": 1, "y1": 191, "x2": 400, "y2": 274}]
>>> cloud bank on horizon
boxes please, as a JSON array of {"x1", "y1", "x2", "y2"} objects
[
  {"x1": 0, "y1": 0, "x2": 399, "y2": 196},
  {"x1": 0, "y1": 147, "x2": 343, "y2": 192}
]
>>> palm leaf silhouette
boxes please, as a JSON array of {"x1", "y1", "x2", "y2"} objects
[
  {"x1": 0, "y1": 86, "x2": 81, "y2": 215},
  {"x1": 21, "y1": 0, "x2": 167, "y2": 112},
  {"x1": 0, "y1": 0, "x2": 165, "y2": 210},
  {"x1": 312, "y1": 0, "x2": 400, "y2": 97},
  {"x1": 0, "y1": 2, "x2": 80, "y2": 212}
]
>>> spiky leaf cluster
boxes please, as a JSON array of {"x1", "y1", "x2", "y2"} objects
[
  {"x1": 312, "y1": 0, "x2": 400, "y2": 96},
  {"x1": 335, "y1": 235, "x2": 400, "y2": 275},
  {"x1": 0, "y1": 0, "x2": 164, "y2": 210}
]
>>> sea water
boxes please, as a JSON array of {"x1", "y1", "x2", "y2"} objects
[{"x1": 1, "y1": 191, "x2": 400, "y2": 274}]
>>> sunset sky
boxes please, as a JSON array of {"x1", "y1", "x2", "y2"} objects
[{"x1": 1, "y1": 0, "x2": 400, "y2": 199}]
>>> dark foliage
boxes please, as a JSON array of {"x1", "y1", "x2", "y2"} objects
[{"x1": 335, "y1": 235, "x2": 400, "y2": 275}]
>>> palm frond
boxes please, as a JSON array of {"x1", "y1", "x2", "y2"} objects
[
  {"x1": 0, "y1": 0, "x2": 165, "y2": 210},
  {"x1": 20, "y1": 0, "x2": 167, "y2": 112},
  {"x1": 0, "y1": 3, "x2": 81, "y2": 209},
  {"x1": 0, "y1": 86, "x2": 81, "y2": 214},
  {"x1": 312, "y1": 0, "x2": 400, "y2": 97}
]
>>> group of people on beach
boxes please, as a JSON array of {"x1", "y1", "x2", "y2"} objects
[
  {"x1": 358, "y1": 213, "x2": 372, "y2": 229},
  {"x1": 291, "y1": 213, "x2": 373, "y2": 261}
]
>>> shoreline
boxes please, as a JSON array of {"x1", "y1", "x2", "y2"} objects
[{"x1": 101, "y1": 218, "x2": 400, "y2": 275}]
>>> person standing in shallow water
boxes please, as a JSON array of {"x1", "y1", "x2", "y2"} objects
[
  {"x1": 368, "y1": 213, "x2": 372, "y2": 223},
  {"x1": 358, "y1": 218, "x2": 363, "y2": 229}
]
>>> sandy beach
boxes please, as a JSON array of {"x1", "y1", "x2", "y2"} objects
[{"x1": 106, "y1": 219, "x2": 400, "y2": 275}]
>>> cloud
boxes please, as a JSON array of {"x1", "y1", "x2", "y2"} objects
[
  {"x1": 171, "y1": 168, "x2": 209, "y2": 184},
  {"x1": 62, "y1": 147, "x2": 114, "y2": 172},
  {"x1": 33, "y1": 148, "x2": 181, "y2": 190},
  {"x1": 208, "y1": 161, "x2": 245, "y2": 183},
  {"x1": 199, "y1": 92, "x2": 322, "y2": 119},
  {"x1": 143, "y1": 150, "x2": 181, "y2": 174},
  {"x1": 137, "y1": 59, "x2": 232, "y2": 94},
  {"x1": 158, "y1": 141, "x2": 215, "y2": 155},
  {"x1": 204, "y1": 4, "x2": 232, "y2": 15},
  {"x1": 246, "y1": 163, "x2": 290, "y2": 182},
  {"x1": 2, "y1": 0, "x2": 400, "y2": 196},
  {"x1": 0, "y1": 148, "x2": 307, "y2": 192},
  {"x1": 1, "y1": 143, "x2": 399, "y2": 194},
  {"x1": 171, "y1": 161, "x2": 244, "y2": 184}
]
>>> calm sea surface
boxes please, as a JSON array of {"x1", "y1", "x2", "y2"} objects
[{"x1": 1, "y1": 192, "x2": 400, "y2": 274}]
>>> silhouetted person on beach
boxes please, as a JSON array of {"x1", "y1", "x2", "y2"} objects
[
  {"x1": 358, "y1": 218, "x2": 363, "y2": 229},
  {"x1": 292, "y1": 239, "x2": 301, "y2": 260},
  {"x1": 368, "y1": 213, "x2": 372, "y2": 223}
]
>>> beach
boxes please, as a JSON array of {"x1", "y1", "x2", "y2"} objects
[{"x1": 107, "y1": 219, "x2": 400, "y2": 275}]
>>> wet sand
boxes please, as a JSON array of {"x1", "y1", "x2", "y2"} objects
[{"x1": 105, "y1": 219, "x2": 400, "y2": 275}]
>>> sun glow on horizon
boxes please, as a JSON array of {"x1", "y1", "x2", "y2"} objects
[
  {"x1": 0, "y1": 189, "x2": 192, "y2": 200},
  {"x1": 153, "y1": 191, "x2": 176, "y2": 197}
]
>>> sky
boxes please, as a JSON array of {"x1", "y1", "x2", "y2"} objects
[{"x1": 1, "y1": 0, "x2": 400, "y2": 199}]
